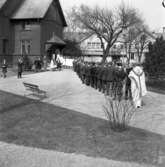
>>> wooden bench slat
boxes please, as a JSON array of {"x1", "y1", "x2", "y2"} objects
[{"x1": 23, "y1": 82, "x2": 46, "y2": 98}]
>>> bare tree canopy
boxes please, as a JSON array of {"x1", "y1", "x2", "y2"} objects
[
  {"x1": 123, "y1": 25, "x2": 150, "y2": 64},
  {"x1": 70, "y1": 3, "x2": 143, "y2": 63},
  {"x1": 134, "y1": 28, "x2": 151, "y2": 63}
]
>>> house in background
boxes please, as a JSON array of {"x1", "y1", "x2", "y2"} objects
[
  {"x1": 122, "y1": 30, "x2": 156, "y2": 63},
  {"x1": 79, "y1": 34, "x2": 104, "y2": 62},
  {"x1": 77, "y1": 30, "x2": 156, "y2": 63},
  {"x1": 78, "y1": 33, "x2": 126, "y2": 62},
  {"x1": 0, "y1": 0, "x2": 67, "y2": 66}
]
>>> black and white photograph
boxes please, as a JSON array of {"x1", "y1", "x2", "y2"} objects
[{"x1": 0, "y1": 0, "x2": 165, "y2": 166}]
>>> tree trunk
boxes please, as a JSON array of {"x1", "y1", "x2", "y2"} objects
[
  {"x1": 138, "y1": 51, "x2": 141, "y2": 63},
  {"x1": 101, "y1": 51, "x2": 109, "y2": 64},
  {"x1": 128, "y1": 44, "x2": 131, "y2": 65},
  {"x1": 139, "y1": 50, "x2": 143, "y2": 63},
  {"x1": 101, "y1": 43, "x2": 111, "y2": 64}
]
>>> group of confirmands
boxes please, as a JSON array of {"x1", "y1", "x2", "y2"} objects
[{"x1": 73, "y1": 59, "x2": 147, "y2": 108}]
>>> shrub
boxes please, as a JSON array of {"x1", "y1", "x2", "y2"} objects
[{"x1": 103, "y1": 96, "x2": 135, "y2": 131}]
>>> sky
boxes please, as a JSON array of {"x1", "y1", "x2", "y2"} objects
[{"x1": 60, "y1": 0, "x2": 165, "y2": 33}]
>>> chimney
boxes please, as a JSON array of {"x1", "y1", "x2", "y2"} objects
[{"x1": 163, "y1": 27, "x2": 165, "y2": 33}]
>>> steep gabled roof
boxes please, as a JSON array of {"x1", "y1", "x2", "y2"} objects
[
  {"x1": 0, "y1": 0, "x2": 24, "y2": 17},
  {"x1": 0, "y1": 0, "x2": 7, "y2": 9},
  {"x1": 56, "y1": 0, "x2": 67, "y2": 26},
  {"x1": 9, "y1": 0, "x2": 67, "y2": 26},
  {"x1": 11, "y1": 0, "x2": 53, "y2": 19}
]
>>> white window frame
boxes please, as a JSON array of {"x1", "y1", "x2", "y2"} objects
[{"x1": 20, "y1": 39, "x2": 31, "y2": 55}]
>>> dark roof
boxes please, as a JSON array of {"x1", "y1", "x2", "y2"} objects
[
  {"x1": 56, "y1": 0, "x2": 67, "y2": 26},
  {"x1": 0, "y1": 0, "x2": 67, "y2": 26},
  {"x1": 0, "y1": 0, "x2": 7, "y2": 9},
  {"x1": 0, "y1": 0, "x2": 26, "y2": 17},
  {"x1": 11, "y1": 0, "x2": 53, "y2": 19},
  {"x1": 46, "y1": 34, "x2": 66, "y2": 45},
  {"x1": 64, "y1": 31, "x2": 92, "y2": 42},
  {"x1": 143, "y1": 30, "x2": 157, "y2": 39},
  {"x1": 153, "y1": 32, "x2": 165, "y2": 39}
]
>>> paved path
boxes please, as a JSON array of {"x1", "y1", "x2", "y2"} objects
[
  {"x1": 0, "y1": 69, "x2": 165, "y2": 135},
  {"x1": 0, "y1": 69, "x2": 164, "y2": 167}
]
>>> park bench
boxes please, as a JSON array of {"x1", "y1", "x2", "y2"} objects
[{"x1": 23, "y1": 82, "x2": 46, "y2": 98}]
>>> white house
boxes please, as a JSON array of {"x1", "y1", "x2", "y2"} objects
[{"x1": 79, "y1": 30, "x2": 156, "y2": 63}]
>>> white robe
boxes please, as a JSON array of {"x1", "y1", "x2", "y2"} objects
[
  {"x1": 47, "y1": 59, "x2": 57, "y2": 70},
  {"x1": 129, "y1": 66, "x2": 147, "y2": 108}
]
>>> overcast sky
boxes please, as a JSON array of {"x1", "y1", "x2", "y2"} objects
[{"x1": 60, "y1": 0, "x2": 165, "y2": 32}]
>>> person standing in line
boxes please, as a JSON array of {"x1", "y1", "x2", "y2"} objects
[
  {"x1": 124, "y1": 65, "x2": 133, "y2": 100},
  {"x1": 43, "y1": 55, "x2": 47, "y2": 71},
  {"x1": 2, "y1": 59, "x2": 7, "y2": 78},
  {"x1": 17, "y1": 58, "x2": 23, "y2": 78},
  {"x1": 128, "y1": 63, "x2": 147, "y2": 108}
]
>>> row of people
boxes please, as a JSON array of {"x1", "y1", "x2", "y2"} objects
[
  {"x1": 73, "y1": 60, "x2": 132, "y2": 100},
  {"x1": 73, "y1": 60, "x2": 147, "y2": 108}
]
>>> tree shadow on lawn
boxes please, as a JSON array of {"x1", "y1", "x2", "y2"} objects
[
  {"x1": 147, "y1": 80, "x2": 165, "y2": 95},
  {"x1": 0, "y1": 90, "x2": 165, "y2": 166}
]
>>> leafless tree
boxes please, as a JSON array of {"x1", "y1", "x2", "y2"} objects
[
  {"x1": 134, "y1": 31, "x2": 150, "y2": 63},
  {"x1": 123, "y1": 24, "x2": 151, "y2": 64},
  {"x1": 64, "y1": 8, "x2": 79, "y2": 33},
  {"x1": 123, "y1": 27, "x2": 137, "y2": 64},
  {"x1": 70, "y1": 4, "x2": 143, "y2": 63},
  {"x1": 64, "y1": 7, "x2": 84, "y2": 41}
]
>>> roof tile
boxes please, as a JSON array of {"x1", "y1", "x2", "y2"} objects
[{"x1": 11, "y1": 0, "x2": 53, "y2": 19}]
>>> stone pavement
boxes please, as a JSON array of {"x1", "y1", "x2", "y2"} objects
[{"x1": 0, "y1": 69, "x2": 165, "y2": 167}]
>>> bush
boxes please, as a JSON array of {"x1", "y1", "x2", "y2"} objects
[{"x1": 103, "y1": 96, "x2": 135, "y2": 131}]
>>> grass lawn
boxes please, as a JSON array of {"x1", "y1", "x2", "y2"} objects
[
  {"x1": 0, "y1": 90, "x2": 165, "y2": 166},
  {"x1": 147, "y1": 80, "x2": 165, "y2": 94}
]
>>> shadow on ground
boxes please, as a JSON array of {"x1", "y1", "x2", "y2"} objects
[
  {"x1": 147, "y1": 80, "x2": 165, "y2": 95},
  {"x1": 147, "y1": 86, "x2": 165, "y2": 95},
  {"x1": 0, "y1": 90, "x2": 165, "y2": 166}
]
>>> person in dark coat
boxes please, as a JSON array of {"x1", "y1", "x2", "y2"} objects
[
  {"x1": 2, "y1": 59, "x2": 7, "y2": 78},
  {"x1": 90, "y1": 62, "x2": 95, "y2": 88},
  {"x1": 125, "y1": 66, "x2": 133, "y2": 100},
  {"x1": 113, "y1": 65, "x2": 126, "y2": 100},
  {"x1": 97, "y1": 65, "x2": 103, "y2": 91},
  {"x1": 93, "y1": 63, "x2": 98, "y2": 89},
  {"x1": 106, "y1": 64, "x2": 114, "y2": 95},
  {"x1": 81, "y1": 62, "x2": 86, "y2": 84},
  {"x1": 17, "y1": 58, "x2": 23, "y2": 78},
  {"x1": 43, "y1": 55, "x2": 47, "y2": 71}
]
